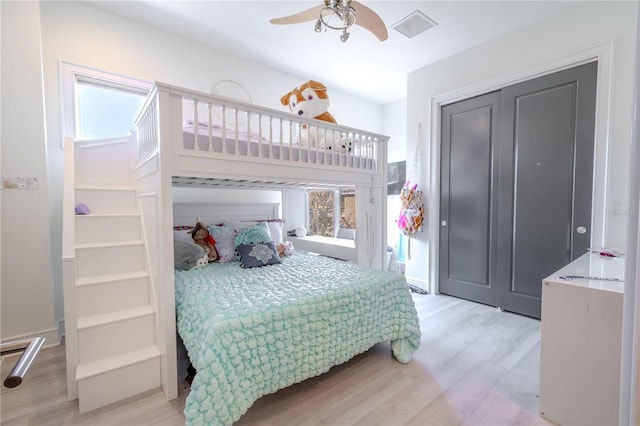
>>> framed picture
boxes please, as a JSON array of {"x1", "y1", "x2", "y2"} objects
[{"x1": 387, "y1": 161, "x2": 406, "y2": 195}]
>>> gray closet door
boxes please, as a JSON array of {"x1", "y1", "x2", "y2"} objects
[
  {"x1": 439, "y1": 91, "x2": 501, "y2": 306},
  {"x1": 439, "y1": 61, "x2": 597, "y2": 319},
  {"x1": 496, "y1": 61, "x2": 597, "y2": 318}
]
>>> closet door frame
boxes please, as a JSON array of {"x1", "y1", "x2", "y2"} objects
[{"x1": 426, "y1": 43, "x2": 614, "y2": 295}]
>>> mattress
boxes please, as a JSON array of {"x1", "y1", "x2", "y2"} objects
[
  {"x1": 182, "y1": 124, "x2": 376, "y2": 169},
  {"x1": 175, "y1": 253, "x2": 421, "y2": 425}
]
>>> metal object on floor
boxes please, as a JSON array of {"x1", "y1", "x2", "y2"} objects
[
  {"x1": 1, "y1": 336, "x2": 45, "y2": 388},
  {"x1": 409, "y1": 284, "x2": 428, "y2": 294}
]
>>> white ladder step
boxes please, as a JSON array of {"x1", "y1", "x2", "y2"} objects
[
  {"x1": 76, "y1": 240, "x2": 144, "y2": 250},
  {"x1": 76, "y1": 270, "x2": 149, "y2": 287},
  {"x1": 75, "y1": 187, "x2": 137, "y2": 214},
  {"x1": 78, "y1": 305, "x2": 154, "y2": 330},
  {"x1": 75, "y1": 241, "x2": 145, "y2": 278},
  {"x1": 76, "y1": 346, "x2": 160, "y2": 381},
  {"x1": 76, "y1": 214, "x2": 141, "y2": 244},
  {"x1": 77, "y1": 271, "x2": 150, "y2": 317},
  {"x1": 77, "y1": 306, "x2": 155, "y2": 363},
  {"x1": 76, "y1": 347, "x2": 160, "y2": 414}
]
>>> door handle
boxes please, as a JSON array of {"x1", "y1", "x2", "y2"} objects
[
  {"x1": 576, "y1": 226, "x2": 587, "y2": 234},
  {"x1": 441, "y1": 220, "x2": 447, "y2": 226}
]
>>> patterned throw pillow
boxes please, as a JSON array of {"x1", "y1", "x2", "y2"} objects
[
  {"x1": 209, "y1": 225, "x2": 237, "y2": 263},
  {"x1": 223, "y1": 220, "x2": 258, "y2": 233},
  {"x1": 234, "y1": 222, "x2": 271, "y2": 260},
  {"x1": 236, "y1": 242, "x2": 281, "y2": 268}
]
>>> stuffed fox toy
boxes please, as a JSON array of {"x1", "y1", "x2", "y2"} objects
[
  {"x1": 281, "y1": 80, "x2": 343, "y2": 150},
  {"x1": 280, "y1": 80, "x2": 337, "y2": 124}
]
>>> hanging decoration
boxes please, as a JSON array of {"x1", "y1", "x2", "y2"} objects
[
  {"x1": 398, "y1": 184, "x2": 423, "y2": 236},
  {"x1": 397, "y1": 122, "x2": 425, "y2": 259}
]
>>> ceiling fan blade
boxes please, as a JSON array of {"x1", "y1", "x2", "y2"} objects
[
  {"x1": 351, "y1": 1, "x2": 388, "y2": 41},
  {"x1": 270, "y1": 5, "x2": 324, "y2": 25}
]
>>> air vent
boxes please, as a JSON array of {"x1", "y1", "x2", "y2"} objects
[{"x1": 391, "y1": 10, "x2": 437, "y2": 39}]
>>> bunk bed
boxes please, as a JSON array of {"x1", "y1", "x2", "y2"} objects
[{"x1": 132, "y1": 82, "x2": 421, "y2": 425}]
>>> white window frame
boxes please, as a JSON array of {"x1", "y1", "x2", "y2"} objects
[{"x1": 59, "y1": 61, "x2": 152, "y2": 147}]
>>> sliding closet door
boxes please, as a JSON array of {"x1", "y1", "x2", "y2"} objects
[
  {"x1": 495, "y1": 61, "x2": 597, "y2": 318},
  {"x1": 439, "y1": 61, "x2": 597, "y2": 318},
  {"x1": 439, "y1": 92, "x2": 500, "y2": 306}
]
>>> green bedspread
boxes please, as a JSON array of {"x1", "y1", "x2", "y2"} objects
[{"x1": 175, "y1": 253, "x2": 421, "y2": 425}]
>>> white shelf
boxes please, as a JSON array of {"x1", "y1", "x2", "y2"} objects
[{"x1": 285, "y1": 235, "x2": 356, "y2": 262}]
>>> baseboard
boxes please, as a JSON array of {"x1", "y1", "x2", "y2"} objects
[
  {"x1": 58, "y1": 319, "x2": 65, "y2": 342},
  {"x1": 1, "y1": 327, "x2": 60, "y2": 350}
]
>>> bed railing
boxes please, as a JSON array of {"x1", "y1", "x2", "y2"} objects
[
  {"x1": 135, "y1": 82, "x2": 386, "y2": 173},
  {"x1": 136, "y1": 92, "x2": 159, "y2": 163}
]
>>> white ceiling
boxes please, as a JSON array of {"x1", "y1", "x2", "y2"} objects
[{"x1": 89, "y1": 1, "x2": 582, "y2": 104}]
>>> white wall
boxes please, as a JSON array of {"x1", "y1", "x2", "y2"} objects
[
  {"x1": 281, "y1": 189, "x2": 308, "y2": 234},
  {"x1": 0, "y1": 2, "x2": 57, "y2": 344},
  {"x1": 382, "y1": 98, "x2": 408, "y2": 269},
  {"x1": 406, "y1": 1, "x2": 637, "y2": 290},
  {"x1": 0, "y1": 0, "x2": 385, "y2": 342},
  {"x1": 382, "y1": 98, "x2": 407, "y2": 164},
  {"x1": 620, "y1": 5, "x2": 640, "y2": 424}
]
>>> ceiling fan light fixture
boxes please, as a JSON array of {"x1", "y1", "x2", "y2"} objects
[
  {"x1": 270, "y1": 0, "x2": 388, "y2": 42},
  {"x1": 319, "y1": 5, "x2": 356, "y2": 32}
]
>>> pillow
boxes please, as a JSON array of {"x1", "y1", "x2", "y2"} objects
[
  {"x1": 260, "y1": 220, "x2": 284, "y2": 244},
  {"x1": 223, "y1": 220, "x2": 259, "y2": 233},
  {"x1": 223, "y1": 219, "x2": 285, "y2": 243},
  {"x1": 237, "y1": 242, "x2": 281, "y2": 268},
  {"x1": 209, "y1": 225, "x2": 237, "y2": 263},
  {"x1": 174, "y1": 228, "x2": 194, "y2": 243},
  {"x1": 174, "y1": 239, "x2": 206, "y2": 270},
  {"x1": 234, "y1": 222, "x2": 271, "y2": 260}
]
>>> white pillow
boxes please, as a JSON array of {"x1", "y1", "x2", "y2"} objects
[{"x1": 264, "y1": 221, "x2": 283, "y2": 244}]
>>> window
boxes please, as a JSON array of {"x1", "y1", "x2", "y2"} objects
[
  {"x1": 75, "y1": 81, "x2": 146, "y2": 139},
  {"x1": 308, "y1": 188, "x2": 356, "y2": 237},
  {"x1": 339, "y1": 188, "x2": 356, "y2": 229},
  {"x1": 60, "y1": 62, "x2": 151, "y2": 144}
]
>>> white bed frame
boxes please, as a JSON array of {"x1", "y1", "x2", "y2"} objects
[
  {"x1": 132, "y1": 82, "x2": 389, "y2": 402},
  {"x1": 172, "y1": 202, "x2": 280, "y2": 227}
]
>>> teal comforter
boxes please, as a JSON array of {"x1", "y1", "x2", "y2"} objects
[{"x1": 175, "y1": 253, "x2": 421, "y2": 425}]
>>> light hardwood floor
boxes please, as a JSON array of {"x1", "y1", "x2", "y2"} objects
[{"x1": 1, "y1": 294, "x2": 550, "y2": 425}]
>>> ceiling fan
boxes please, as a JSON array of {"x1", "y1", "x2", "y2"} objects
[{"x1": 270, "y1": 0, "x2": 388, "y2": 42}]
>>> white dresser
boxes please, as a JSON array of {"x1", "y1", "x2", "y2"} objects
[{"x1": 539, "y1": 253, "x2": 624, "y2": 425}]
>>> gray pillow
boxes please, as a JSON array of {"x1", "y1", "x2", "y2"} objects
[
  {"x1": 174, "y1": 239, "x2": 205, "y2": 270},
  {"x1": 237, "y1": 242, "x2": 281, "y2": 268}
]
